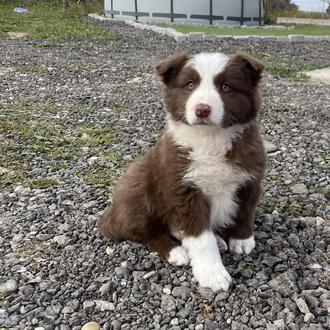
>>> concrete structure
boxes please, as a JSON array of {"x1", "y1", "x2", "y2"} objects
[
  {"x1": 104, "y1": 0, "x2": 264, "y2": 26},
  {"x1": 277, "y1": 17, "x2": 330, "y2": 26}
]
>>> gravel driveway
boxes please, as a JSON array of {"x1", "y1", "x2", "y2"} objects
[{"x1": 0, "y1": 19, "x2": 329, "y2": 330}]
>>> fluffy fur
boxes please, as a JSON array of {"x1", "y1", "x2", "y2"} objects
[{"x1": 98, "y1": 51, "x2": 267, "y2": 291}]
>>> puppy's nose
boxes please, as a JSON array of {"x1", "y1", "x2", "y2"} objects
[{"x1": 195, "y1": 104, "x2": 211, "y2": 118}]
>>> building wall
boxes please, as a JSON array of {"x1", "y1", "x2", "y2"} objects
[{"x1": 104, "y1": 0, "x2": 264, "y2": 26}]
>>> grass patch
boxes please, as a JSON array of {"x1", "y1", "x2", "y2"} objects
[
  {"x1": 17, "y1": 65, "x2": 49, "y2": 74},
  {"x1": 257, "y1": 197, "x2": 302, "y2": 217},
  {"x1": 0, "y1": 0, "x2": 118, "y2": 41},
  {"x1": 1, "y1": 97, "x2": 117, "y2": 189},
  {"x1": 229, "y1": 48, "x2": 330, "y2": 80},
  {"x1": 167, "y1": 24, "x2": 330, "y2": 36},
  {"x1": 78, "y1": 126, "x2": 113, "y2": 148},
  {"x1": 0, "y1": 172, "x2": 24, "y2": 190},
  {"x1": 83, "y1": 167, "x2": 114, "y2": 186},
  {"x1": 29, "y1": 177, "x2": 59, "y2": 189},
  {"x1": 267, "y1": 62, "x2": 329, "y2": 80}
]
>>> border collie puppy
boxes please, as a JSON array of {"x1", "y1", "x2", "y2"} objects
[{"x1": 98, "y1": 52, "x2": 267, "y2": 292}]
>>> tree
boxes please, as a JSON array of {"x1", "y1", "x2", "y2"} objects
[{"x1": 263, "y1": 0, "x2": 298, "y2": 14}]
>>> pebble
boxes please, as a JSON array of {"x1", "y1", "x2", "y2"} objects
[
  {"x1": 53, "y1": 234, "x2": 69, "y2": 245},
  {"x1": 162, "y1": 287, "x2": 171, "y2": 295},
  {"x1": 268, "y1": 272, "x2": 297, "y2": 297},
  {"x1": 142, "y1": 270, "x2": 156, "y2": 279},
  {"x1": 315, "y1": 216, "x2": 325, "y2": 226},
  {"x1": 94, "y1": 300, "x2": 115, "y2": 311},
  {"x1": 83, "y1": 301, "x2": 95, "y2": 313},
  {"x1": 264, "y1": 141, "x2": 278, "y2": 153},
  {"x1": 0, "y1": 279, "x2": 18, "y2": 296},
  {"x1": 295, "y1": 298, "x2": 310, "y2": 314},
  {"x1": 105, "y1": 247, "x2": 114, "y2": 256},
  {"x1": 290, "y1": 183, "x2": 308, "y2": 194},
  {"x1": 161, "y1": 295, "x2": 176, "y2": 312},
  {"x1": 304, "y1": 312, "x2": 315, "y2": 323},
  {"x1": 81, "y1": 321, "x2": 100, "y2": 330}
]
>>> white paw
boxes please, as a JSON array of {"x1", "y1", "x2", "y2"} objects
[
  {"x1": 216, "y1": 236, "x2": 228, "y2": 253},
  {"x1": 229, "y1": 236, "x2": 255, "y2": 255},
  {"x1": 168, "y1": 246, "x2": 189, "y2": 266},
  {"x1": 193, "y1": 261, "x2": 232, "y2": 292}
]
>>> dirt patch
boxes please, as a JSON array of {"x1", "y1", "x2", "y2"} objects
[
  {"x1": 304, "y1": 67, "x2": 330, "y2": 85},
  {"x1": 7, "y1": 32, "x2": 28, "y2": 39}
]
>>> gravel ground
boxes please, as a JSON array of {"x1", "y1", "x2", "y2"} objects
[{"x1": 0, "y1": 19, "x2": 329, "y2": 330}]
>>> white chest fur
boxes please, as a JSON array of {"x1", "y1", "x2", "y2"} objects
[{"x1": 168, "y1": 121, "x2": 251, "y2": 228}]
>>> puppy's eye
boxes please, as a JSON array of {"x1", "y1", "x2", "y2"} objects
[
  {"x1": 221, "y1": 83, "x2": 232, "y2": 93},
  {"x1": 186, "y1": 80, "x2": 195, "y2": 90}
]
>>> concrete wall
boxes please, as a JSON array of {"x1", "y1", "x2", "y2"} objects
[
  {"x1": 104, "y1": 0, "x2": 264, "y2": 26},
  {"x1": 277, "y1": 17, "x2": 330, "y2": 26}
]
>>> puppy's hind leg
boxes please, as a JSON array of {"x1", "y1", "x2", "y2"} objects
[{"x1": 143, "y1": 224, "x2": 189, "y2": 266}]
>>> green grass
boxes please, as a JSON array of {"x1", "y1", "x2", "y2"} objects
[
  {"x1": 29, "y1": 177, "x2": 59, "y2": 189},
  {"x1": 167, "y1": 24, "x2": 330, "y2": 36},
  {"x1": 225, "y1": 48, "x2": 330, "y2": 80},
  {"x1": 0, "y1": 97, "x2": 118, "y2": 190},
  {"x1": 0, "y1": 0, "x2": 118, "y2": 41}
]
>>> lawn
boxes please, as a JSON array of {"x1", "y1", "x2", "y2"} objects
[
  {"x1": 168, "y1": 24, "x2": 330, "y2": 36},
  {"x1": 0, "y1": 0, "x2": 117, "y2": 41}
]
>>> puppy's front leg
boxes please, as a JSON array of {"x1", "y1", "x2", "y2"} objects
[{"x1": 182, "y1": 230, "x2": 232, "y2": 292}]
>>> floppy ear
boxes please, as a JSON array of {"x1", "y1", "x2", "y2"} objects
[
  {"x1": 231, "y1": 52, "x2": 265, "y2": 85},
  {"x1": 155, "y1": 51, "x2": 189, "y2": 85}
]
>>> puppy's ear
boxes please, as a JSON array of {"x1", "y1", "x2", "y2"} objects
[
  {"x1": 155, "y1": 52, "x2": 189, "y2": 85},
  {"x1": 231, "y1": 52, "x2": 265, "y2": 85}
]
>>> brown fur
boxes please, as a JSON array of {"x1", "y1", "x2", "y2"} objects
[{"x1": 98, "y1": 51, "x2": 267, "y2": 262}]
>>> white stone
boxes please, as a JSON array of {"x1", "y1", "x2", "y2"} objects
[
  {"x1": 81, "y1": 321, "x2": 100, "y2": 330},
  {"x1": 295, "y1": 297, "x2": 310, "y2": 314},
  {"x1": 264, "y1": 141, "x2": 278, "y2": 153},
  {"x1": 273, "y1": 319, "x2": 285, "y2": 330},
  {"x1": 304, "y1": 313, "x2": 315, "y2": 323},
  {"x1": 53, "y1": 234, "x2": 69, "y2": 246},
  {"x1": 315, "y1": 216, "x2": 325, "y2": 226},
  {"x1": 0, "y1": 279, "x2": 18, "y2": 296},
  {"x1": 105, "y1": 247, "x2": 114, "y2": 256},
  {"x1": 290, "y1": 183, "x2": 308, "y2": 194},
  {"x1": 162, "y1": 287, "x2": 171, "y2": 295},
  {"x1": 142, "y1": 270, "x2": 156, "y2": 279},
  {"x1": 87, "y1": 156, "x2": 99, "y2": 165},
  {"x1": 94, "y1": 300, "x2": 115, "y2": 311},
  {"x1": 170, "y1": 318, "x2": 179, "y2": 326}
]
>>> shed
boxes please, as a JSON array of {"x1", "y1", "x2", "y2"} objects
[{"x1": 104, "y1": 0, "x2": 264, "y2": 26}]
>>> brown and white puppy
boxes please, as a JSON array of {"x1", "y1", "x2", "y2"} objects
[{"x1": 98, "y1": 52, "x2": 267, "y2": 292}]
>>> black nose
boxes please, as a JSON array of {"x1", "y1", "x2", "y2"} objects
[{"x1": 195, "y1": 104, "x2": 211, "y2": 118}]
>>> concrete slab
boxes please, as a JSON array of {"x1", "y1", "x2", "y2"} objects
[{"x1": 303, "y1": 67, "x2": 330, "y2": 85}]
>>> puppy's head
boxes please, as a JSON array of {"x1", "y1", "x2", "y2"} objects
[{"x1": 156, "y1": 51, "x2": 264, "y2": 127}]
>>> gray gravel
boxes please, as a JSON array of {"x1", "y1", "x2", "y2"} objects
[{"x1": 0, "y1": 19, "x2": 329, "y2": 329}]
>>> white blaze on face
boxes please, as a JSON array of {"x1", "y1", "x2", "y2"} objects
[{"x1": 185, "y1": 53, "x2": 230, "y2": 126}]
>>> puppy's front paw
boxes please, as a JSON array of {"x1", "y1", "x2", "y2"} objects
[
  {"x1": 168, "y1": 246, "x2": 189, "y2": 266},
  {"x1": 229, "y1": 236, "x2": 255, "y2": 255},
  {"x1": 193, "y1": 262, "x2": 232, "y2": 292}
]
